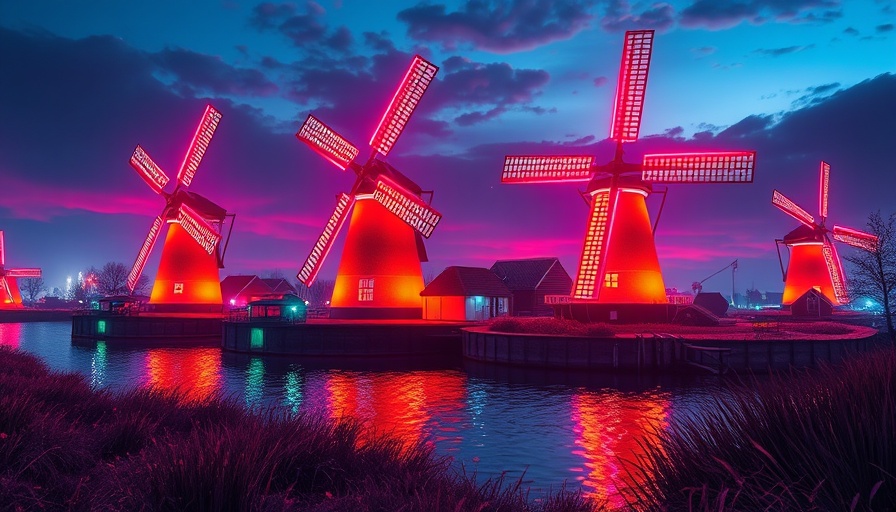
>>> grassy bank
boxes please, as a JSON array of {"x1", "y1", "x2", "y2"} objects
[
  {"x1": 0, "y1": 347, "x2": 597, "y2": 511},
  {"x1": 630, "y1": 345, "x2": 896, "y2": 511}
]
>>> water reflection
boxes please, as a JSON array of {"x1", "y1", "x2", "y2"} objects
[
  {"x1": 571, "y1": 390, "x2": 669, "y2": 507},
  {"x1": 5, "y1": 322, "x2": 717, "y2": 504}
]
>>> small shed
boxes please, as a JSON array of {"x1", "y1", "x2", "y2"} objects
[
  {"x1": 421, "y1": 266, "x2": 511, "y2": 321},
  {"x1": 790, "y1": 288, "x2": 834, "y2": 317},
  {"x1": 261, "y1": 278, "x2": 298, "y2": 298},
  {"x1": 221, "y1": 275, "x2": 275, "y2": 307},
  {"x1": 248, "y1": 294, "x2": 307, "y2": 323},
  {"x1": 490, "y1": 257, "x2": 572, "y2": 317}
]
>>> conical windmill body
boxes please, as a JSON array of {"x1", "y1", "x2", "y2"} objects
[
  {"x1": 503, "y1": 30, "x2": 755, "y2": 304},
  {"x1": 126, "y1": 105, "x2": 232, "y2": 310},
  {"x1": 296, "y1": 56, "x2": 442, "y2": 319},
  {"x1": 773, "y1": 161, "x2": 877, "y2": 306},
  {"x1": 0, "y1": 231, "x2": 42, "y2": 308}
]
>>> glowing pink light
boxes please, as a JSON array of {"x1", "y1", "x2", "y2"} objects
[
  {"x1": 772, "y1": 190, "x2": 815, "y2": 227},
  {"x1": 610, "y1": 30, "x2": 654, "y2": 143},
  {"x1": 823, "y1": 241, "x2": 848, "y2": 304},
  {"x1": 502, "y1": 155, "x2": 594, "y2": 183},
  {"x1": 369, "y1": 55, "x2": 438, "y2": 157},
  {"x1": 573, "y1": 191, "x2": 610, "y2": 299},
  {"x1": 642, "y1": 151, "x2": 755, "y2": 183},
  {"x1": 297, "y1": 193, "x2": 354, "y2": 286},
  {"x1": 296, "y1": 115, "x2": 359, "y2": 171},
  {"x1": 0, "y1": 230, "x2": 4, "y2": 267},
  {"x1": 176, "y1": 204, "x2": 220, "y2": 255},
  {"x1": 819, "y1": 161, "x2": 830, "y2": 221},
  {"x1": 832, "y1": 225, "x2": 879, "y2": 252},
  {"x1": 176, "y1": 105, "x2": 222, "y2": 188},
  {"x1": 130, "y1": 145, "x2": 170, "y2": 195},
  {"x1": 128, "y1": 216, "x2": 163, "y2": 293},
  {"x1": 373, "y1": 177, "x2": 442, "y2": 238}
]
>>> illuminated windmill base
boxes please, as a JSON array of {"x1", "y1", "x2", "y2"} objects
[
  {"x1": 574, "y1": 184, "x2": 668, "y2": 304},
  {"x1": 329, "y1": 199, "x2": 425, "y2": 319},
  {"x1": 0, "y1": 277, "x2": 24, "y2": 309},
  {"x1": 148, "y1": 223, "x2": 223, "y2": 311},
  {"x1": 781, "y1": 241, "x2": 843, "y2": 306}
]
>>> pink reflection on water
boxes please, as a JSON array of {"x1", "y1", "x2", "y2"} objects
[
  {"x1": 0, "y1": 323, "x2": 22, "y2": 349},
  {"x1": 303, "y1": 371, "x2": 467, "y2": 451},
  {"x1": 570, "y1": 390, "x2": 669, "y2": 508},
  {"x1": 143, "y1": 348, "x2": 222, "y2": 402}
]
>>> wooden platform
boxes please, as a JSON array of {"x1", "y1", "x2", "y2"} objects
[{"x1": 71, "y1": 311, "x2": 222, "y2": 340}]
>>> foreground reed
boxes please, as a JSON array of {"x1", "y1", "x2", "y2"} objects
[
  {"x1": 629, "y1": 343, "x2": 896, "y2": 511},
  {"x1": 0, "y1": 347, "x2": 597, "y2": 511}
]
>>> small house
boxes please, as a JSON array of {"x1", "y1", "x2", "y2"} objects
[
  {"x1": 490, "y1": 257, "x2": 572, "y2": 317},
  {"x1": 261, "y1": 278, "x2": 298, "y2": 298},
  {"x1": 221, "y1": 275, "x2": 275, "y2": 307},
  {"x1": 420, "y1": 266, "x2": 511, "y2": 321},
  {"x1": 790, "y1": 288, "x2": 833, "y2": 317}
]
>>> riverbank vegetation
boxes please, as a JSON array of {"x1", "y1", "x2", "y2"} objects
[
  {"x1": 631, "y1": 346, "x2": 896, "y2": 511},
  {"x1": 0, "y1": 347, "x2": 597, "y2": 511}
]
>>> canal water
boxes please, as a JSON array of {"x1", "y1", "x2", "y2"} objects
[{"x1": 0, "y1": 321, "x2": 722, "y2": 507}]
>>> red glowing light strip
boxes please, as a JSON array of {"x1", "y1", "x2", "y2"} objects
[
  {"x1": 819, "y1": 161, "x2": 830, "y2": 221},
  {"x1": 177, "y1": 105, "x2": 222, "y2": 188},
  {"x1": 176, "y1": 204, "x2": 220, "y2": 255},
  {"x1": 297, "y1": 115, "x2": 360, "y2": 170},
  {"x1": 127, "y1": 216, "x2": 163, "y2": 293},
  {"x1": 373, "y1": 177, "x2": 442, "y2": 238},
  {"x1": 0, "y1": 230, "x2": 4, "y2": 267},
  {"x1": 609, "y1": 30, "x2": 653, "y2": 143},
  {"x1": 832, "y1": 225, "x2": 879, "y2": 252},
  {"x1": 823, "y1": 241, "x2": 848, "y2": 304},
  {"x1": 6, "y1": 268, "x2": 41, "y2": 278},
  {"x1": 130, "y1": 145, "x2": 170, "y2": 194},
  {"x1": 772, "y1": 190, "x2": 815, "y2": 227},
  {"x1": 502, "y1": 155, "x2": 594, "y2": 183},
  {"x1": 573, "y1": 191, "x2": 610, "y2": 300},
  {"x1": 297, "y1": 193, "x2": 354, "y2": 286},
  {"x1": 642, "y1": 151, "x2": 755, "y2": 183},
  {"x1": 370, "y1": 55, "x2": 438, "y2": 157}
]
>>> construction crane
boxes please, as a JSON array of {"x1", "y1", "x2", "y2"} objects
[{"x1": 692, "y1": 259, "x2": 738, "y2": 306}]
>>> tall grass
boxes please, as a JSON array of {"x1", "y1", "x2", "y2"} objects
[
  {"x1": 629, "y1": 347, "x2": 896, "y2": 511},
  {"x1": 488, "y1": 317, "x2": 614, "y2": 337},
  {"x1": 0, "y1": 347, "x2": 599, "y2": 511}
]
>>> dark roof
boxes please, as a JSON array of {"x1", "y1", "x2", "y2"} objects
[
  {"x1": 261, "y1": 278, "x2": 297, "y2": 295},
  {"x1": 421, "y1": 266, "x2": 512, "y2": 297},
  {"x1": 490, "y1": 257, "x2": 563, "y2": 290},
  {"x1": 221, "y1": 275, "x2": 272, "y2": 300}
]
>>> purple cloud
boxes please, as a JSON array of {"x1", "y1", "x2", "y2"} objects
[
  {"x1": 397, "y1": 0, "x2": 597, "y2": 53},
  {"x1": 249, "y1": 1, "x2": 353, "y2": 52},
  {"x1": 600, "y1": 0, "x2": 675, "y2": 32},
  {"x1": 152, "y1": 48, "x2": 279, "y2": 97},
  {"x1": 680, "y1": 0, "x2": 841, "y2": 29}
]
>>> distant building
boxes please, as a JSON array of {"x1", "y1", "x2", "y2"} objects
[
  {"x1": 221, "y1": 275, "x2": 282, "y2": 307},
  {"x1": 790, "y1": 288, "x2": 833, "y2": 317},
  {"x1": 420, "y1": 266, "x2": 511, "y2": 321},
  {"x1": 260, "y1": 278, "x2": 298, "y2": 297},
  {"x1": 490, "y1": 257, "x2": 572, "y2": 317}
]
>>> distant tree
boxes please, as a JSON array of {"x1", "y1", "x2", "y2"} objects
[
  {"x1": 19, "y1": 277, "x2": 46, "y2": 304},
  {"x1": 296, "y1": 278, "x2": 335, "y2": 306},
  {"x1": 262, "y1": 269, "x2": 286, "y2": 279},
  {"x1": 844, "y1": 211, "x2": 896, "y2": 342},
  {"x1": 96, "y1": 262, "x2": 130, "y2": 296},
  {"x1": 132, "y1": 274, "x2": 151, "y2": 296}
]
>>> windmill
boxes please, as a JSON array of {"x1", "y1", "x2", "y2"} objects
[
  {"x1": 295, "y1": 55, "x2": 442, "y2": 319},
  {"x1": 502, "y1": 30, "x2": 755, "y2": 304},
  {"x1": 0, "y1": 231, "x2": 42, "y2": 308},
  {"x1": 773, "y1": 161, "x2": 877, "y2": 306},
  {"x1": 126, "y1": 104, "x2": 233, "y2": 310}
]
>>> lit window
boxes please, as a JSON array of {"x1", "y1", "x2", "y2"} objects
[
  {"x1": 359, "y1": 278, "x2": 374, "y2": 301},
  {"x1": 604, "y1": 273, "x2": 619, "y2": 288},
  {"x1": 173, "y1": 283, "x2": 184, "y2": 294}
]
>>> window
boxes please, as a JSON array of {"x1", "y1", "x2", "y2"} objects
[
  {"x1": 604, "y1": 273, "x2": 619, "y2": 288},
  {"x1": 173, "y1": 282, "x2": 184, "y2": 294},
  {"x1": 358, "y1": 278, "x2": 374, "y2": 301}
]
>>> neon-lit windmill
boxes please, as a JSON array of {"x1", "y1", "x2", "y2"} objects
[
  {"x1": 773, "y1": 161, "x2": 877, "y2": 306},
  {"x1": 296, "y1": 55, "x2": 441, "y2": 319},
  {"x1": 126, "y1": 104, "x2": 233, "y2": 309},
  {"x1": 502, "y1": 30, "x2": 755, "y2": 304},
  {"x1": 0, "y1": 231, "x2": 42, "y2": 308}
]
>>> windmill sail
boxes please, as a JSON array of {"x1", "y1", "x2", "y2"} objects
[
  {"x1": 818, "y1": 161, "x2": 830, "y2": 222},
  {"x1": 176, "y1": 204, "x2": 221, "y2": 255},
  {"x1": 297, "y1": 193, "x2": 355, "y2": 286},
  {"x1": 772, "y1": 190, "x2": 815, "y2": 227},
  {"x1": 373, "y1": 177, "x2": 442, "y2": 238},
  {"x1": 177, "y1": 105, "x2": 222, "y2": 188},
  {"x1": 127, "y1": 216, "x2": 163, "y2": 293},
  {"x1": 130, "y1": 145, "x2": 170, "y2": 194},
  {"x1": 297, "y1": 115, "x2": 360, "y2": 171},
  {"x1": 642, "y1": 152, "x2": 755, "y2": 183},
  {"x1": 610, "y1": 30, "x2": 654, "y2": 143},
  {"x1": 370, "y1": 55, "x2": 438, "y2": 157},
  {"x1": 572, "y1": 191, "x2": 611, "y2": 300},
  {"x1": 823, "y1": 240, "x2": 848, "y2": 304},
  {"x1": 832, "y1": 225, "x2": 878, "y2": 252},
  {"x1": 502, "y1": 155, "x2": 594, "y2": 183}
]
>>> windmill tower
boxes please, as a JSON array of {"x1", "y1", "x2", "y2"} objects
[
  {"x1": 295, "y1": 55, "x2": 442, "y2": 319},
  {"x1": 126, "y1": 104, "x2": 233, "y2": 311},
  {"x1": 0, "y1": 231, "x2": 42, "y2": 308},
  {"x1": 773, "y1": 161, "x2": 877, "y2": 306},
  {"x1": 502, "y1": 30, "x2": 755, "y2": 304}
]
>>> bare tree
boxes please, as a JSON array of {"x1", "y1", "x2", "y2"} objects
[
  {"x1": 295, "y1": 278, "x2": 335, "y2": 306},
  {"x1": 97, "y1": 262, "x2": 130, "y2": 296},
  {"x1": 844, "y1": 211, "x2": 896, "y2": 342},
  {"x1": 19, "y1": 277, "x2": 46, "y2": 304},
  {"x1": 132, "y1": 274, "x2": 151, "y2": 296}
]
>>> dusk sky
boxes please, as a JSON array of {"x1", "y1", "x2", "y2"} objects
[{"x1": 1, "y1": 0, "x2": 894, "y2": 297}]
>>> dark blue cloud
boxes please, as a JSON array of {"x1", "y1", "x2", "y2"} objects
[
  {"x1": 600, "y1": 0, "x2": 676, "y2": 32},
  {"x1": 152, "y1": 48, "x2": 279, "y2": 97},
  {"x1": 249, "y1": 1, "x2": 353, "y2": 53},
  {"x1": 752, "y1": 44, "x2": 815, "y2": 56},
  {"x1": 397, "y1": 0, "x2": 596, "y2": 53},
  {"x1": 680, "y1": 0, "x2": 841, "y2": 29}
]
